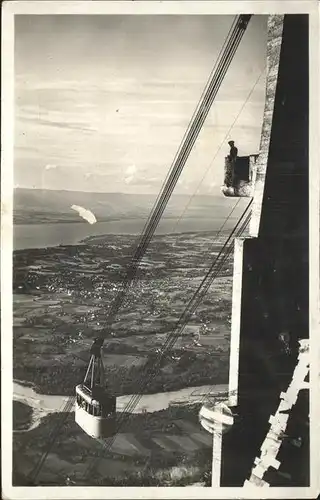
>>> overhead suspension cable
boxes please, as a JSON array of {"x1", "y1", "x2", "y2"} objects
[
  {"x1": 83, "y1": 201, "x2": 252, "y2": 481},
  {"x1": 84, "y1": 208, "x2": 252, "y2": 481},
  {"x1": 115, "y1": 206, "x2": 251, "y2": 418},
  {"x1": 172, "y1": 64, "x2": 266, "y2": 235},
  {"x1": 29, "y1": 199, "x2": 252, "y2": 485},
  {"x1": 170, "y1": 63, "x2": 266, "y2": 271},
  {"x1": 155, "y1": 15, "x2": 238, "y2": 201},
  {"x1": 120, "y1": 206, "x2": 252, "y2": 411},
  {"x1": 28, "y1": 397, "x2": 75, "y2": 483},
  {"x1": 28, "y1": 15, "x2": 252, "y2": 483},
  {"x1": 91, "y1": 14, "x2": 252, "y2": 353}
]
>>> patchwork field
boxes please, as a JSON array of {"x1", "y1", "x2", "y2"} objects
[
  {"x1": 13, "y1": 232, "x2": 233, "y2": 397},
  {"x1": 13, "y1": 230, "x2": 234, "y2": 486},
  {"x1": 13, "y1": 403, "x2": 213, "y2": 486}
]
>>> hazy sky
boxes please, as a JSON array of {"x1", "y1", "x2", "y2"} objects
[{"x1": 15, "y1": 15, "x2": 267, "y2": 194}]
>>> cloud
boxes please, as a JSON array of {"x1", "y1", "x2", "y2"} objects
[
  {"x1": 126, "y1": 164, "x2": 137, "y2": 176},
  {"x1": 45, "y1": 164, "x2": 57, "y2": 171},
  {"x1": 71, "y1": 205, "x2": 97, "y2": 224},
  {"x1": 19, "y1": 115, "x2": 95, "y2": 133},
  {"x1": 14, "y1": 14, "x2": 267, "y2": 194},
  {"x1": 124, "y1": 164, "x2": 137, "y2": 184}
]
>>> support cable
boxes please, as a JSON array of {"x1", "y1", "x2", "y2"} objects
[
  {"x1": 91, "y1": 15, "x2": 252, "y2": 353},
  {"x1": 83, "y1": 201, "x2": 252, "y2": 481},
  {"x1": 172, "y1": 64, "x2": 266, "y2": 235},
  {"x1": 28, "y1": 15, "x2": 252, "y2": 483}
]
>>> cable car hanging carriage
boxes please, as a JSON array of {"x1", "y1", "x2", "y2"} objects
[
  {"x1": 221, "y1": 152, "x2": 259, "y2": 198},
  {"x1": 75, "y1": 14, "x2": 253, "y2": 440},
  {"x1": 75, "y1": 344, "x2": 116, "y2": 439}
]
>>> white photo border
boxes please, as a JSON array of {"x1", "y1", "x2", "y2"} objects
[{"x1": 1, "y1": 2, "x2": 319, "y2": 499}]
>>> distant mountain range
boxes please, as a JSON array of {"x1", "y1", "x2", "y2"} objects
[{"x1": 14, "y1": 188, "x2": 247, "y2": 225}]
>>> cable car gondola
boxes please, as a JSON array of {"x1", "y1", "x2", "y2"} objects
[
  {"x1": 28, "y1": 13, "x2": 255, "y2": 481},
  {"x1": 74, "y1": 13, "x2": 253, "y2": 441},
  {"x1": 221, "y1": 154, "x2": 259, "y2": 197},
  {"x1": 75, "y1": 347, "x2": 116, "y2": 439}
]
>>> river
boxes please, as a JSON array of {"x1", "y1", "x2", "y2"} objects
[{"x1": 13, "y1": 380, "x2": 228, "y2": 432}]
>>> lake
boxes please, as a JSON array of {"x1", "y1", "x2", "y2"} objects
[{"x1": 13, "y1": 216, "x2": 235, "y2": 250}]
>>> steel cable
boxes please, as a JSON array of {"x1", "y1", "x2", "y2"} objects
[
  {"x1": 83, "y1": 202, "x2": 252, "y2": 480},
  {"x1": 28, "y1": 15, "x2": 252, "y2": 483}
]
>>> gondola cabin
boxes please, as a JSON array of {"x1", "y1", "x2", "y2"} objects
[
  {"x1": 221, "y1": 154, "x2": 259, "y2": 197},
  {"x1": 75, "y1": 353, "x2": 116, "y2": 439},
  {"x1": 75, "y1": 384, "x2": 116, "y2": 438}
]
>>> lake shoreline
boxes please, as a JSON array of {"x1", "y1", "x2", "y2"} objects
[{"x1": 13, "y1": 217, "x2": 235, "y2": 251}]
